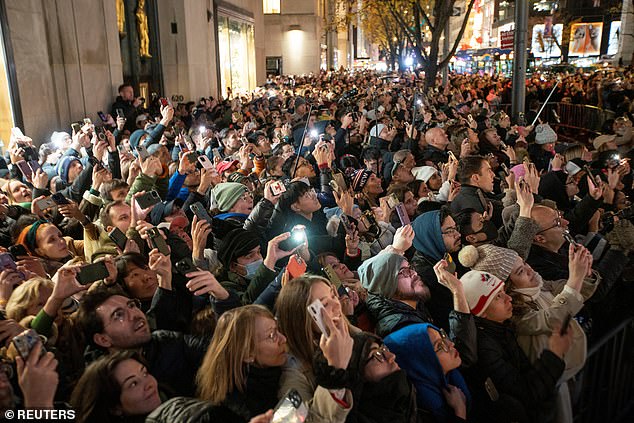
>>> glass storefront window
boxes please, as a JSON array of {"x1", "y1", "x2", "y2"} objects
[
  {"x1": 263, "y1": 0, "x2": 281, "y2": 14},
  {"x1": 0, "y1": 24, "x2": 15, "y2": 150},
  {"x1": 218, "y1": 15, "x2": 256, "y2": 97}
]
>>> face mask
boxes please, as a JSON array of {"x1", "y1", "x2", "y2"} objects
[
  {"x1": 471, "y1": 220, "x2": 498, "y2": 244},
  {"x1": 243, "y1": 259, "x2": 263, "y2": 279}
]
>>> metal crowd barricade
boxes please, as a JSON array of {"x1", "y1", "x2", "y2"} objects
[
  {"x1": 573, "y1": 317, "x2": 634, "y2": 423},
  {"x1": 557, "y1": 103, "x2": 616, "y2": 132},
  {"x1": 496, "y1": 103, "x2": 614, "y2": 133}
]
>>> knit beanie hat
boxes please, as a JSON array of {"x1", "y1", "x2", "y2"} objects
[
  {"x1": 56, "y1": 156, "x2": 80, "y2": 184},
  {"x1": 212, "y1": 182, "x2": 248, "y2": 212},
  {"x1": 458, "y1": 244, "x2": 520, "y2": 282},
  {"x1": 412, "y1": 166, "x2": 438, "y2": 183},
  {"x1": 534, "y1": 123, "x2": 557, "y2": 145},
  {"x1": 129, "y1": 129, "x2": 147, "y2": 150},
  {"x1": 351, "y1": 169, "x2": 373, "y2": 193},
  {"x1": 218, "y1": 228, "x2": 261, "y2": 267},
  {"x1": 412, "y1": 210, "x2": 446, "y2": 261},
  {"x1": 357, "y1": 252, "x2": 405, "y2": 297},
  {"x1": 459, "y1": 270, "x2": 505, "y2": 317}
]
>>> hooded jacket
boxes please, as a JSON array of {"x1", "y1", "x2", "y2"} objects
[
  {"x1": 384, "y1": 323, "x2": 471, "y2": 421},
  {"x1": 313, "y1": 331, "x2": 418, "y2": 423}
]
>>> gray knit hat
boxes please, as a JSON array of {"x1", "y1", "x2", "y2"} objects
[
  {"x1": 534, "y1": 123, "x2": 557, "y2": 145},
  {"x1": 458, "y1": 244, "x2": 521, "y2": 282},
  {"x1": 357, "y1": 252, "x2": 405, "y2": 297}
]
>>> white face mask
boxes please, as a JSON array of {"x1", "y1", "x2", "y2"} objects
[{"x1": 242, "y1": 259, "x2": 263, "y2": 279}]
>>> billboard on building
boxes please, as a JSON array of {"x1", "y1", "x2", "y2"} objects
[
  {"x1": 531, "y1": 23, "x2": 563, "y2": 58},
  {"x1": 568, "y1": 23, "x2": 603, "y2": 56},
  {"x1": 607, "y1": 21, "x2": 621, "y2": 56}
]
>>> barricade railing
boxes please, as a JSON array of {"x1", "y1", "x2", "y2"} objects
[
  {"x1": 573, "y1": 317, "x2": 634, "y2": 423},
  {"x1": 497, "y1": 102, "x2": 614, "y2": 132}
]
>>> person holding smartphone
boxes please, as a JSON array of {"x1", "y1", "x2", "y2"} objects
[
  {"x1": 196, "y1": 305, "x2": 350, "y2": 422},
  {"x1": 450, "y1": 264, "x2": 573, "y2": 423},
  {"x1": 110, "y1": 83, "x2": 143, "y2": 133},
  {"x1": 458, "y1": 242, "x2": 598, "y2": 422}
]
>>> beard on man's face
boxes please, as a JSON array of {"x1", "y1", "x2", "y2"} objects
[{"x1": 393, "y1": 278, "x2": 431, "y2": 302}]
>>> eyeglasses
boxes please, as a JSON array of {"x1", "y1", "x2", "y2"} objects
[
  {"x1": 536, "y1": 215, "x2": 562, "y2": 234},
  {"x1": 366, "y1": 345, "x2": 391, "y2": 364},
  {"x1": 441, "y1": 226, "x2": 460, "y2": 236},
  {"x1": 261, "y1": 326, "x2": 284, "y2": 344},
  {"x1": 302, "y1": 188, "x2": 318, "y2": 199},
  {"x1": 397, "y1": 267, "x2": 416, "y2": 278},
  {"x1": 433, "y1": 329, "x2": 452, "y2": 353},
  {"x1": 107, "y1": 298, "x2": 142, "y2": 325}
]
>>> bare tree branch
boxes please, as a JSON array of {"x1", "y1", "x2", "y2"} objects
[{"x1": 439, "y1": 0, "x2": 476, "y2": 69}]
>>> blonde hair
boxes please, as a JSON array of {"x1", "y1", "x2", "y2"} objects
[
  {"x1": 3, "y1": 180, "x2": 22, "y2": 205},
  {"x1": 196, "y1": 305, "x2": 274, "y2": 404},
  {"x1": 275, "y1": 275, "x2": 334, "y2": 369},
  {"x1": 6, "y1": 277, "x2": 54, "y2": 322},
  {"x1": 563, "y1": 144, "x2": 587, "y2": 162}
]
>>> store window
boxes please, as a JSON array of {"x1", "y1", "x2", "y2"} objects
[
  {"x1": 217, "y1": 15, "x2": 257, "y2": 96},
  {"x1": 263, "y1": 0, "x2": 281, "y2": 14}
]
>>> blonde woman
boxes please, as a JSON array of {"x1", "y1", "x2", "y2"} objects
[
  {"x1": 197, "y1": 303, "x2": 351, "y2": 423},
  {"x1": 5, "y1": 277, "x2": 54, "y2": 323}
]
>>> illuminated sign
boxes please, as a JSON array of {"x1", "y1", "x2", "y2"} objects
[
  {"x1": 607, "y1": 21, "x2": 621, "y2": 56},
  {"x1": 569, "y1": 23, "x2": 603, "y2": 57},
  {"x1": 532, "y1": 23, "x2": 563, "y2": 58}
]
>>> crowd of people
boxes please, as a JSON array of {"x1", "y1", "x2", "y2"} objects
[{"x1": 0, "y1": 67, "x2": 633, "y2": 423}]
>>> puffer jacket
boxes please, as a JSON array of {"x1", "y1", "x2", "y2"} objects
[
  {"x1": 364, "y1": 293, "x2": 433, "y2": 338},
  {"x1": 460, "y1": 317, "x2": 565, "y2": 423},
  {"x1": 146, "y1": 397, "x2": 216, "y2": 423}
]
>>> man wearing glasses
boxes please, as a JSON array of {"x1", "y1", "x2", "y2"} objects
[
  {"x1": 77, "y1": 289, "x2": 209, "y2": 397},
  {"x1": 526, "y1": 205, "x2": 629, "y2": 308}
]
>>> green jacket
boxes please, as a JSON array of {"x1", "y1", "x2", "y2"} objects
[
  {"x1": 126, "y1": 172, "x2": 169, "y2": 203},
  {"x1": 220, "y1": 264, "x2": 277, "y2": 306}
]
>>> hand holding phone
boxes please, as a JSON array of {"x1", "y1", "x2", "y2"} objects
[
  {"x1": 307, "y1": 299, "x2": 329, "y2": 335},
  {"x1": 12, "y1": 329, "x2": 45, "y2": 360},
  {"x1": 323, "y1": 265, "x2": 348, "y2": 298},
  {"x1": 136, "y1": 190, "x2": 161, "y2": 209},
  {"x1": 270, "y1": 180, "x2": 287, "y2": 196},
  {"x1": 190, "y1": 202, "x2": 214, "y2": 226},
  {"x1": 272, "y1": 389, "x2": 308, "y2": 423},
  {"x1": 108, "y1": 227, "x2": 128, "y2": 251},
  {"x1": 560, "y1": 313, "x2": 573, "y2": 336},
  {"x1": 77, "y1": 262, "x2": 110, "y2": 285},
  {"x1": 147, "y1": 227, "x2": 170, "y2": 256}
]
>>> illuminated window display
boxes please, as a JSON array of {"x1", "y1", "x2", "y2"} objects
[{"x1": 218, "y1": 15, "x2": 256, "y2": 96}]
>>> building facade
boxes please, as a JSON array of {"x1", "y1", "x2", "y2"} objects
[
  {"x1": 262, "y1": 0, "x2": 323, "y2": 76},
  {"x1": 0, "y1": 0, "x2": 266, "y2": 147}
]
